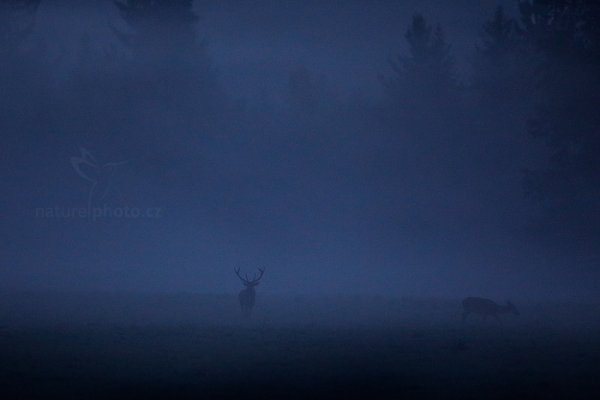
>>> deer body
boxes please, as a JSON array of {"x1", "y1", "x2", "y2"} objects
[
  {"x1": 238, "y1": 286, "x2": 256, "y2": 315},
  {"x1": 235, "y1": 267, "x2": 264, "y2": 317},
  {"x1": 462, "y1": 297, "x2": 519, "y2": 323}
]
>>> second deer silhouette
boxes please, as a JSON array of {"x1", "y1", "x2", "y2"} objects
[
  {"x1": 462, "y1": 297, "x2": 519, "y2": 323},
  {"x1": 234, "y1": 267, "x2": 265, "y2": 317}
]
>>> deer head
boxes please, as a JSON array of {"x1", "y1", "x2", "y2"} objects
[
  {"x1": 234, "y1": 267, "x2": 265, "y2": 288},
  {"x1": 506, "y1": 301, "x2": 520, "y2": 316}
]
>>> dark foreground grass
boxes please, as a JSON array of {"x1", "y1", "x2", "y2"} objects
[{"x1": 0, "y1": 293, "x2": 599, "y2": 399}]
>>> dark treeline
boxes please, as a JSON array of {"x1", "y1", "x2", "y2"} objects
[
  {"x1": 380, "y1": 1, "x2": 600, "y2": 243},
  {"x1": 1, "y1": 0, "x2": 599, "y2": 297}
]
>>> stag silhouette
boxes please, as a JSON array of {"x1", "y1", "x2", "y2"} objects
[{"x1": 234, "y1": 267, "x2": 265, "y2": 317}]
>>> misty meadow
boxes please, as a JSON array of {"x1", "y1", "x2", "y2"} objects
[{"x1": 1, "y1": 1, "x2": 600, "y2": 399}]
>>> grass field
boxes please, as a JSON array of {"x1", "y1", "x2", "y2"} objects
[{"x1": 0, "y1": 292, "x2": 599, "y2": 399}]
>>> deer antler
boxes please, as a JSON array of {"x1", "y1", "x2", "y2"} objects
[
  {"x1": 254, "y1": 267, "x2": 265, "y2": 283},
  {"x1": 234, "y1": 267, "x2": 250, "y2": 284},
  {"x1": 248, "y1": 267, "x2": 265, "y2": 284},
  {"x1": 235, "y1": 267, "x2": 265, "y2": 284}
]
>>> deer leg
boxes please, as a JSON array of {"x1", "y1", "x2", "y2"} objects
[{"x1": 241, "y1": 305, "x2": 251, "y2": 318}]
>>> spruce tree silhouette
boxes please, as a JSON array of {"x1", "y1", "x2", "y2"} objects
[
  {"x1": 520, "y1": 1, "x2": 600, "y2": 239},
  {"x1": 381, "y1": 14, "x2": 458, "y2": 119}
]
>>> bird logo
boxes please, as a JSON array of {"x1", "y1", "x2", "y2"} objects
[{"x1": 70, "y1": 147, "x2": 128, "y2": 210}]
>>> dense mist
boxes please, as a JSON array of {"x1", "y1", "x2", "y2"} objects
[
  {"x1": 3, "y1": 0, "x2": 598, "y2": 299},
  {"x1": 2, "y1": 1, "x2": 600, "y2": 399}
]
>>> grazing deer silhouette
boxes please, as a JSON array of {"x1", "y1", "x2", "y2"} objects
[
  {"x1": 234, "y1": 267, "x2": 265, "y2": 317},
  {"x1": 462, "y1": 297, "x2": 519, "y2": 323}
]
